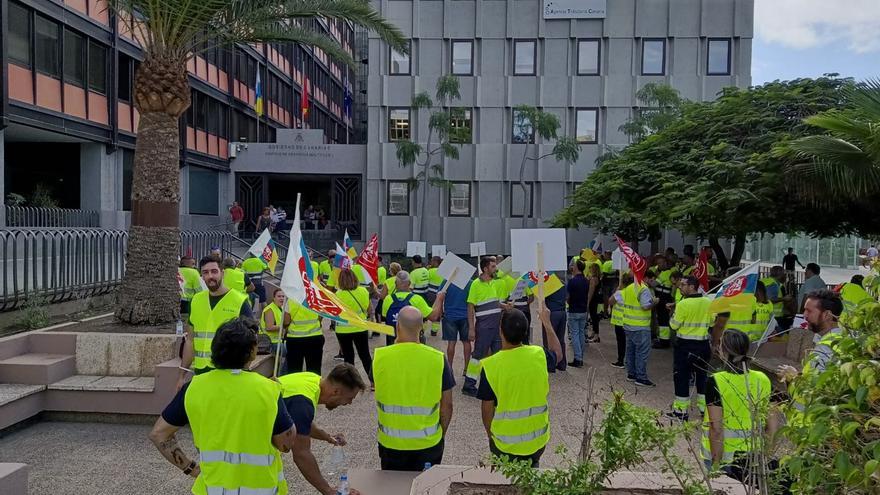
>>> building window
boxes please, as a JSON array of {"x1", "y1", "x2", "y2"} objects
[
  {"x1": 641, "y1": 39, "x2": 665, "y2": 75},
  {"x1": 390, "y1": 42, "x2": 410, "y2": 75},
  {"x1": 9, "y1": 3, "x2": 32, "y2": 67},
  {"x1": 63, "y1": 31, "x2": 85, "y2": 87},
  {"x1": 576, "y1": 109, "x2": 598, "y2": 144},
  {"x1": 387, "y1": 181, "x2": 410, "y2": 215},
  {"x1": 122, "y1": 149, "x2": 134, "y2": 211},
  {"x1": 449, "y1": 109, "x2": 472, "y2": 144},
  {"x1": 707, "y1": 38, "x2": 731, "y2": 75},
  {"x1": 34, "y1": 15, "x2": 60, "y2": 77},
  {"x1": 510, "y1": 182, "x2": 533, "y2": 218},
  {"x1": 513, "y1": 40, "x2": 536, "y2": 75},
  {"x1": 118, "y1": 53, "x2": 134, "y2": 102},
  {"x1": 448, "y1": 182, "x2": 471, "y2": 216},
  {"x1": 577, "y1": 39, "x2": 600, "y2": 75},
  {"x1": 87, "y1": 41, "x2": 107, "y2": 93},
  {"x1": 388, "y1": 108, "x2": 410, "y2": 141},
  {"x1": 451, "y1": 40, "x2": 473, "y2": 75},
  {"x1": 512, "y1": 109, "x2": 534, "y2": 144},
  {"x1": 189, "y1": 167, "x2": 218, "y2": 215}
]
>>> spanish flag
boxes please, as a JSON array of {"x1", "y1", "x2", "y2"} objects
[{"x1": 254, "y1": 71, "x2": 264, "y2": 117}]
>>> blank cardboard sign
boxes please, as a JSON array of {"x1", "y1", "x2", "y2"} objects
[
  {"x1": 510, "y1": 228, "x2": 568, "y2": 273},
  {"x1": 496, "y1": 256, "x2": 519, "y2": 278},
  {"x1": 431, "y1": 245, "x2": 447, "y2": 258},
  {"x1": 406, "y1": 241, "x2": 426, "y2": 257},
  {"x1": 437, "y1": 252, "x2": 476, "y2": 289},
  {"x1": 470, "y1": 241, "x2": 486, "y2": 257}
]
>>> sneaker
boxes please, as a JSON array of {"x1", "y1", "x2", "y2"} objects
[
  {"x1": 635, "y1": 379, "x2": 656, "y2": 387},
  {"x1": 587, "y1": 334, "x2": 600, "y2": 343},
  {"x1": 430, "y1": 331, "x2": 437, "y2": 337},
  {"x1": 665, "y1": 410, "x2": 689, "y2": 421},
  {"x1": 610, "y1": 361, "x2": 625, "y2": 369},
  {"x1": 626, "y1": 375, "x2": 637, "y2": 382},
  {"x1": 568, "y1": 360, "x2": 584, "y2": 368},
  {"x1": 462, "y1": 387, "x2": 478, "y2": 398}
]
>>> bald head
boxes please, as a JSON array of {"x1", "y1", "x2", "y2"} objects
[{"x1": 396, "y1": 306, "x2": 424, "y2": 340}]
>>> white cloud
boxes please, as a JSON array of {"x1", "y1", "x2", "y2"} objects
[{"x1": 755, "y1": 0, "x2": 880, "y2": 53}]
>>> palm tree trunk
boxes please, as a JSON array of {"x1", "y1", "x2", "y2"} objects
[{"x1": 116, "y1": 56, "x2": 190, "y2": 324}]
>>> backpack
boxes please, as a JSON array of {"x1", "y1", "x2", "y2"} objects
[{"x1": 386, "y1": 293, "x2": 415, "y2": 328}]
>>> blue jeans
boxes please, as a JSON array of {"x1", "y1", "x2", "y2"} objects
[
  {"x1": 567, "y1": 312, "x2": 588, "y2": 361},
  {"x1": 624, "y1": 327, "x2": 651, "y2": 381}
]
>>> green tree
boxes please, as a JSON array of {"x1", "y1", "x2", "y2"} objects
[
  {"x1": 619, "y1": 83, "x2": 686, "y2": 142},
  {"x1": 512, "y1": 105, "x2": 579, "y2": 224},
  {"x1": 782, "y1": 78, "x2": 880, "y2": 200},
  {"x1": 395, "y1": 75, "x2": 467, "y2": 241},
  {"x1": 555, "y1": 77, "x2": 873, "y2": 270},
  {"x1": 111, "y1": 0, "x2": 406, "y2": 324}
]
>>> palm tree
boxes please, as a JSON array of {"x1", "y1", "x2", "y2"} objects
[
  {"x1": 784, "y1": 79, "x2": 880, "y2": 200},
  {"x1": 112, "y1": 0, "x2": 406, "y2": 324}
]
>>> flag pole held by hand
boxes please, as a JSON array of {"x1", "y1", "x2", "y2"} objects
[
  {"x1": 536, "y1": 242, "x2": 546, "y2": 313},
  {"x1": 272, "y1": 296, "x2": 289, "y2": 379}
]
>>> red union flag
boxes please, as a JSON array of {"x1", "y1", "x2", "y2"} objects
[
  {"x1": 614, "y1": 235, "x2": 647, "y2": 285},
  {"x1": 298, "y1": 257, "x2": 344, "y2": 318},
  {"x1": 694, "y1": 248, "x2": 710, "y2": 292},
  {"x1": 723, "y1": 275, "x2": 746, "y2": 297},
  {"x1": 355, "y1": 233, "x2": 380, "y2": 284}
]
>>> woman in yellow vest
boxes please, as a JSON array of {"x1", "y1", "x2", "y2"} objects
[
  {"x1": 335, "y1": 268, "x2": 375, "y2": 387},
  {"x1": 608, "y1": 272, "x2": 634, "y2": 368},
  {"x1": 703, "y1": 329, "x2": 776, "y2": 481},
  {"x1": 286, "y1": 297, "x2": 324, "y2": 375},
  {"x1": 150, "y1": 317, "x2": 295, "y2": 495},
  {"x1": 261, "y1": 288, "x2": 288, "y2": 374}
]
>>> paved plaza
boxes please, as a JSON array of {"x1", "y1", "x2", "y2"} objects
[{"x1": 0, "y1": 321, "x2": 699, "y2": 495}]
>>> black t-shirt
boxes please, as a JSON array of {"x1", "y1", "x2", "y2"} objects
[
  {"x1": 440, "y1": 358, "x2": 456, "y2": 391},
  {"x1": 566, "y1": 275, "x2": 589, "y2": 313},
  {"x1": 477, "y1": 349, "x2": 556, "y2": 403},
  {"x1": 283, "y1": 396, "x2": 316, "y2": 437},
  {"x1": 782, "y1": 254, "x2": 799, "y2": 271},
  {"x1": 162, "y1": 381, "x2": 293, "y2": 435},
  {"x1": 187, "y1": 292, "x2": 253, "y2": 327}
]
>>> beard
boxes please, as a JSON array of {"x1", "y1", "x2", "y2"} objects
[{"x1": 205, "y1": 278, "x2": 221, "y2": 291}]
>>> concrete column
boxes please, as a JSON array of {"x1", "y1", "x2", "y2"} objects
[
  {"x1": 0, "y1": 129, "x2": 6, "y2": 227},
  {"x1": 80, "y1": 143, "x2": 125, "y2": 229}
]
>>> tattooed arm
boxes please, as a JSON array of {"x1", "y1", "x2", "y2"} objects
[{"x1": 149, "y1": 417, "x2": 200, "y2": 478}]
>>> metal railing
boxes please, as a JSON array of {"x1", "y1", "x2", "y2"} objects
[
  {"x1": 4, "y1": 206, "x2": 101, "y2": 228},
  {"x1": 0, "y1": 228, "x2": 233, "y2": 311}
]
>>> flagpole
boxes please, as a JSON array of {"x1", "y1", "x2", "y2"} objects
[
  {"x1": 273, "y1": 295, "x2": 288, "y2": 379},
  {"x1": 709, "y1": 259, "x2": 762, "y2": 294}
]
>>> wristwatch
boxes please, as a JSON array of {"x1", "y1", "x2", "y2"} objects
[{"x1": 183, "y1": 461, "x2": 197, "y2": 475}]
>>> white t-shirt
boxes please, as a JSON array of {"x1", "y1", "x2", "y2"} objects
[{"x1": 867, "y1": 247, "x2": 878, "y2": 258}]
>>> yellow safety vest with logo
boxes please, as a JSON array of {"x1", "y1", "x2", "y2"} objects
[
  {"x1": 670, "y1": 295, "x2": 713, "y2": 341},
  {"x1": 260, "y1": 303, "x2": 284, "y2": 344},
  {"x1": 610, "y1": 288, "x2": 626, "y2": 327},
  {"x1": 318, "y1": 260, "x2": 334, "y2": 288},
  {"x1": 184, "y1": 369, "x2": 287, "y2": 495},
  {"x1": 410, "y1": 267, "x2": 430, "y2": 296},
  {"x1": 728, "y1": 302, "x2": 774, "y2": 343},
  {"x1": 278, "y1": 372, "x2": 321, "y2": 410},
  {"x1": 179, "y1": 267, "x2": 202, "y2": 301},
  {"x1": 621, "y1": 283, "x2": 652, "y2": 329},
  {"x1": 224, "y1": 268, "x2": 247, "y2": 294},
  {"x1": 373, "y1": 343, "x2": 443, "y2": 451},
  {"x1": 427, "y1": 267, "x2": 444, "y2": 296},
  {"x1": 840, "y1": 283, "x2": 872, "y2": 316},
  {"x1": 656, "y1": 269, "x2": 674, "y2": 296},
  {"x1": 760, "y1": 277, "x2": 783, "y2": 317},
  {"x1": 286, "y1": 300, "x2": 321, "y2": 338},
  {"x1": 189, "y1": 290, "x2": 249, "y2": 370},
  {"x1": 701, "y1": 370, "x2": 770, "y2": 466},
  {"x1": 481, "y1": 345, "x2": 550, "y2": 456}
]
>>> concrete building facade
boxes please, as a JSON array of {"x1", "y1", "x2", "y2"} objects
[{"x1": 364, "y1": 0, "x2": 753, "y2": 254}]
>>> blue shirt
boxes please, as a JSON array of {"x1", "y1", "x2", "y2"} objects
[
  {"x1": 443, "y1": 280, "x2": 471, "y2": 320},
  {"x1": 545, "y1": 283, "x2": 567, "y2": 312},
  {"x1": 566, "y1": 274, "x2": 589, "y2": 313}
]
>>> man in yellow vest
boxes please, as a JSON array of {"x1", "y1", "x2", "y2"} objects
[
  {"x1": 621, "y1": 270, "x2": 659, "y2": 387},
  {"x1": 761, "y1": 266, "x2": 792, "y2": 329},
  {"x1": 380, "y1": 271, "x2": 445, "y2": 346},
  {"x1": 463, "y1": 257, "x2": 508, "y2": 396},
  {"x1": 242, "y1": 254, "x2": 268, "y2": 314},
  {"x1": 178, "y1": 257, "x2": 252, "y2": 390},
  {"x1": 667, "y1": 276, "x2": 716, "y2": 421},
  {"x1": 319, "y1": 249, "x2": 336, "y2": 289},
  {"x1": 839, "y1": 274, "x2": 872, "y2": 318},
  {"x1": 286, "y1": 298, "x2": 324, "y2": 375},
  {"x1": 150, "y1": 318, "x2": 295, "y2": 495},
  {"x1": 373, "y1": 306, "x2": 455, "y2": 470},
  {"x1": 278, "y1": 364, "x2": 367, "y2": 495},
  {"x1": 409, "y1": 255, "x2": 430, "y2": 299},
  {"x1": 223, "y1": 257, "x2": 255, "y2": 297},
  {"x1": 178, "y1": 256, "x2": 203, "y2": 317},
  {"x1": 426, "y1": 255, "x2": 445, "y2": 336},
  {"x1": 479, "y1": 306, "x2": 562, "y2": 467}
]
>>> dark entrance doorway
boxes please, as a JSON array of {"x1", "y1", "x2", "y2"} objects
[{"x1": 5, "y1": 142, "x2": 81, "y2": 208}]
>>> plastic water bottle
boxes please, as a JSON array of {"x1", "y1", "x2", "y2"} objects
[
  {"x1": 325, "y1": 445, "x2": 346, "y2": 477},
  {"x1": 336, "y1": 474, "x2": 349, "y2": 495},
  {"x1": 423, "y1": 462, "x2": 432, "y2": 471},
  {"x1": 175, "y1": 319, "x2": 184, "y2": 336}
]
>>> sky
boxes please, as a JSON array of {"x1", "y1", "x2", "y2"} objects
[{"x1": 752, "y1": 0, "x2": 880, "y2": 84}]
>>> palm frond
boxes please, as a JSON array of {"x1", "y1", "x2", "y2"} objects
[
  {"x1": 788, "y1": 135, "x2": 880, "y2": 197},
  {"x1": 845, "y1": 78, "x2": 880, "y2": 121}
]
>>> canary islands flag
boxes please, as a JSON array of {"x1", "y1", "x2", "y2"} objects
[
  {"x1": 708, "y1": 261, "x2": 760, "y2": 314},
  {"x1": 254, "y1": 71, "x2": 264, "y2": 117},
  {"x1": 343, "y1": 229, "x2": 357, "y2": 258},
  {"x1": 523, "y1": 271, "x2": 564, "y2": 296},
  {"x1": 280, "y1": 194, "x2": 393, "y2": 335},
  {"x1": 248, "y1": 228, "x2": 279, "y2": 275}
]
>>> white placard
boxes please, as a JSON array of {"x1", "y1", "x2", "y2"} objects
[
  {"x1": 437, "y1": 252, "x2": 477, "y2": 289},
  {"x1": 431, "y1": 245, "x2": 447, "y2": 258},
  {"x1": 496, "y1": 256, "x2": 517, "y2": 277},
  {"x1": 543, "y1": 0, "x2": 606, "y2": 19},
  {"x1": 612, "y1": 248, "x2": 625, "y2": 271},
  {"x1": 510, "y1": 229, "x2": 568, "y2": 273},
  {"x1": 508, "y1": 278, "x2": 527, "y2": 302},
  {"x1": 470, "y1": 242, "x2": 487, "y2": 257},
  {"x1": 406, "y1": 241, "x2": 426, "y2": 258}
]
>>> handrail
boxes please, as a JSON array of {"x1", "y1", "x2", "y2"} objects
[{"x1": 5, "y1": 206, "x2": 100, "y2": 228}]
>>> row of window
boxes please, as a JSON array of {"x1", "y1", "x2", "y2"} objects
[
  {"x1": 387, "y1": 181, "x2": 539, "y2": 218},
  {"x1": 9, "y1": 2, "x2": 108, "y2": 93},
  {"x1": 387, "y1": 108, "x2": 599, "y2": 144},
  {"x1": 389, "y1": 38, "x2": 733, "y2": 77}
]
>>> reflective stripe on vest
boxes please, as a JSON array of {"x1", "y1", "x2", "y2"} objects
[
  {"x1": 201, "y1": 451, "x2": 275, "y2": 467},
  {"x1": 474, "y1": 299, "x2": 501, "y2": 318},
  {"x1": 373, "y1": 343, "x2": 444, "y2": 451},
  {"x1": 286, "y1": 303, "x2": 322, "y2": 339},
  {"x1": 260, "y1": 304, "x2": 283, "y2": 344},
  {"x1": 700, "y1": 370, "x2": 770, "y2": 466},
  {"x1": 671, "y1": 296, "x2": 713, "y2": 340},
  {"x1": 206, "y1": 486, "x2": 280, "y2": 495},
  {"x1": 621, "y1": 284, "x2": 651, "y2": 328},
  {"x1": 482, "y1": 345, "x2": 550, "y2": 456}
]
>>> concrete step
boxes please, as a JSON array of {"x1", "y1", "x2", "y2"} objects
[
  {"x1": 0, "y1": 463, "x2": 29, "y2": 494},
  {"x1": 0, "y1": 383, "x2": 45, "y2": 407},
  {"x1": 0, "y1": 353, "x2": 75, "y2": 385},
  {"x1": 48, "y1": 375, "x2": 155, "y2": 393}
]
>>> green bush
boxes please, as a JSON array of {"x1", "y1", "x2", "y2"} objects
[{"x1": 17, "y1": 295, "x2": 51, "y2": 330}]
